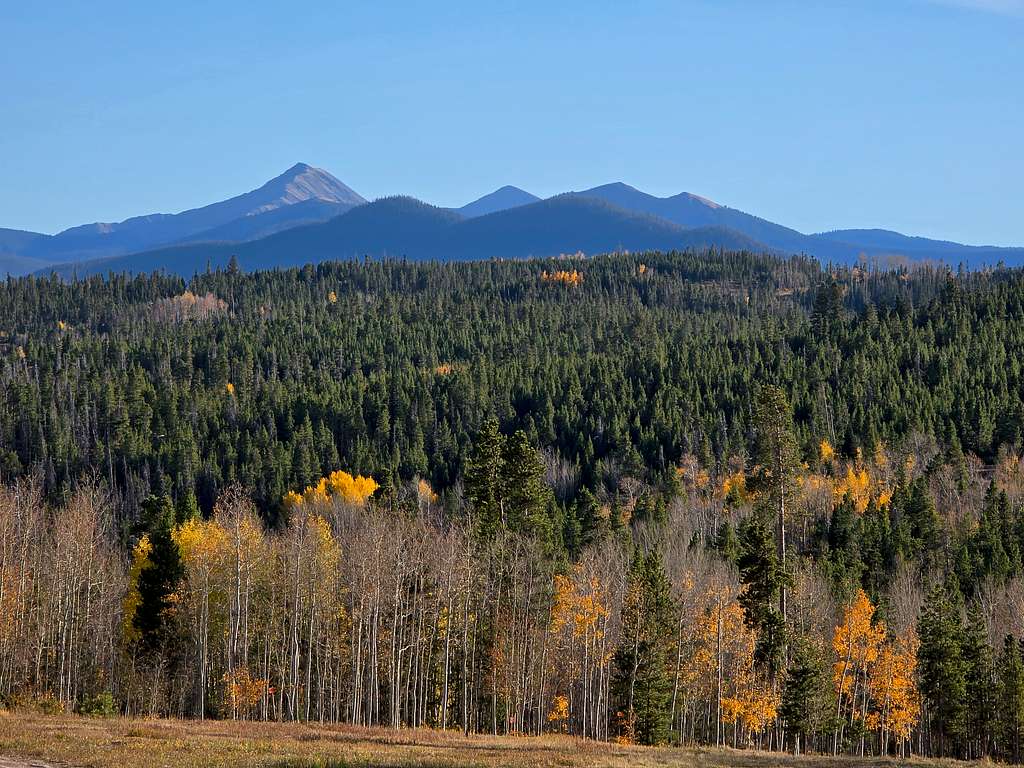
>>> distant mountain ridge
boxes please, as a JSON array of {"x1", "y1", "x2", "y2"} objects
[
  {"x1": 2, "y1": 164, "x2": 366, "y2": 275},
  {"x1": 45, "y1": 194, "x2": 769, "y2": 278},
  {"x1": 5, "y1": 163, "x2": 1024, "y2": 278}
]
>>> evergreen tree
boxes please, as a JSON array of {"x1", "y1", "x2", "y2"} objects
[
  {"x1": 465, "y1": 418, "x2": 505, "y2": 540},
  {"x1": 962, "y1": 605, "x2": 994, "y2": 759},
  {"x1": 174, "y1": 490, "x2": 201, "y2": 525},
  {"x1": 998, "y1": 634, "x2": 1024, "y2": 763},
  {"x1": 751, "y1": 384, "x2": 800, "y2": 625},
  {"x1": 897, "y1": 477, "x2": 942, "y2": 572},
  {"x1": 917, "y1": 580, "x2": 967, "y2": 757},
  {"x1": 811, "y1": 280, "x2": 844, "y2": 338},
  {"x1": 500, "y1": 429, "x2": 554, "y2": 545},
  {"x1": 574, "y1": 487, "x2": 606, "y2": 551},
  {"x1": 737, "y1": 513, "x2": 786, "y2": 675},
  {"x1": 713, "y1": 520, "x2": 739, "y2": 565},
  {"x1": 781, "y1": 640, "x2": 828, "y2": 755},
  {"x1": 612, "y1": 550, "x2": 676, "y2": 745},
  {"x1": 133, "y1": 495, "x2": 185, "y2": 655}
]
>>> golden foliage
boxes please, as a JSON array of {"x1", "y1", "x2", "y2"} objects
[
  {"x1": 831, "y1": 589, "x2": 920, "y2": 744},
  {"x1": 121, "y1": 535, "x2": 153, "y2": 644},
  {"x1": 873, "y1": 441, "x2": 889, "y2": 469},
  {"x1": 833, "y1": 466, "x2": 871, "y2": 513},
  {"x1": 676, "y1": 454, "x2": 710, "y2": 495},
  {"x1": 540, "y1": 269, "x2": 584, "y2": 286},
  {"x1": 819, "y1": 439, "x2": 835, "y2": 463},
  {"x1": 152, "y1": 291, "x2": 227, "y2": 322},
  {"x1": 327, "y1": 290, "x2": 338, "y2": 304},
  {"x1": 225, "y1": 382, "x2": 235, "y2": 396},
  {"x1": 546, "y1": 694, "x2": 569, "y2": 726},
  {"x1": 283, "y1": 470, "x2": 379, "y2": 508},
  {"x1": 721, "y1": 470, "x2": 747, "y2": 504},
  {"x1": 173, "y1": 517, "x2": 228, "y2": 570},
  {"x1": 833, "y1": 589, "x2": 886, "y2": 731},
  {"x1": 222, "y1": 667, "x2": 267, "y2": 719},
  {"x1": 550, "y1": 567, "x2": 608, "y2": 640},
  {"x1": 417, "y1": 478, "x2": 439, "y2": 506},
  {"x1": 868, "y1": 628, "x2": 920, "y2": 741},
  {"x1": 686, "y1": 587, "x2": 778, "y2": 737},
  {"x1": 803, "y1": 437, "x2": 898, "y2": 514}
]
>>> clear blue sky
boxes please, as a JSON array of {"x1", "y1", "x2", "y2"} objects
[{"x1": 2, "y1": 0, "x2": 1021, "y2": 244}]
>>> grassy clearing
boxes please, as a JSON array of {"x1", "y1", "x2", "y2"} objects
[{"x1": 0, "y1": 712, "x2": 970, "y2": 768}]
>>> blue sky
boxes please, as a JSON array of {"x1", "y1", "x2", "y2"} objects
[{"x1": 2, "y1": 1, "x2": 1021, "y2": 244}]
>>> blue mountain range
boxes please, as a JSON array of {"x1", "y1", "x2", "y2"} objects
[{"x1": 3, "y1": 163, "x2": 1020, "y2": 278}]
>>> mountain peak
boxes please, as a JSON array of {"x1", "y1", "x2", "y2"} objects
[
  {"x1": 258, "y1": 163, "x2": 366, "y2": 210},
  {"x1": 458, "y1": 185, "x2": 540, "y2": 218},
  {"x1": 590, "y1": 182, "x2": 641, "y2": 193}
]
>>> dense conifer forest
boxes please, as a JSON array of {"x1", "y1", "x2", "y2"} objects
[{"x1": 4, "y1": 250, "x2": 1024, "y2": 761}]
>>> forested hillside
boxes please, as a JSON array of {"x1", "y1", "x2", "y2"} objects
[{"x1": 4, "y1": 250, "x2": 1024, "y2": 761}]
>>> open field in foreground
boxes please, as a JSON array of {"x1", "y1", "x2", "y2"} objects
[{"x1": 0, "y1": 713, "x2": 976, "y2": 768}]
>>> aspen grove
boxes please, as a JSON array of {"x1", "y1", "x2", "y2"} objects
[{"x1": 4, "y1": 252, "x2": 1024, "y2": 761}]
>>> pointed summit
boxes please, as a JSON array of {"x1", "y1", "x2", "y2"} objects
[
  {"x1": 29, "y1": 164, "x2": 366, "y2": 265},
  {"x1": 256, "y1": 163, "x2": 366, "y2": 210}
]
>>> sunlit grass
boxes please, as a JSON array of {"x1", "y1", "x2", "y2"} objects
[{"x1": 0, "y1": 712, "x2": 978, "y2": 768}]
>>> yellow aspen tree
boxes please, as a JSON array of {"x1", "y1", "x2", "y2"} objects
[
  {"x1": 832, "y1": 589, "x2": 885, "y2": 753},
  {"x1": 869, "y1": 628, "x2": 920, "y2": 756},
  {"x1": 173, "y1": 517, "x2": 229, "y2": 719},
  {"x1": 122, "y1": 535, "x2": 153, "y2": 645}
]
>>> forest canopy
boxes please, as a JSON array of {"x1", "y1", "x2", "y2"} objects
[{"x1": 4, "y1": 250, "x2": 1024, "y2": 760}]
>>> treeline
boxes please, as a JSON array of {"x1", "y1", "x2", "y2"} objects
[{"x1": 5, "y1": 412, "x2": 1024, "y2": 761}]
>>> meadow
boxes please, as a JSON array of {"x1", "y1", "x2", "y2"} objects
[{"x1": 0, "y1": 712, "x2": 972, "y2": 768}]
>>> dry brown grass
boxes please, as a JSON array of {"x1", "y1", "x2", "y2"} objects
[{"x1": 0, "y1": 711, "x2": 975, "y2": 768}]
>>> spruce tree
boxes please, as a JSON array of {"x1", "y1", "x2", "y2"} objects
[
  {"x1": 737, "y1": 513, "x2": 786, "y2": 675},
  {"x1": 500, "y1": 429, "x2": 553, "y2": 545},
  {"x1": 612, "y1": 551, "x2": 676, "y2": 745},
  {"x1": 465, "y1": 418, "x2": 505, "y2": 540},
  {"x1": 998, "y1": 634, "x2": 1024, "y2": 764},
  {"x1": 174, "y1": 490, "x2": 201, "y2": 525},
  {"x1": 781, "y1": 641, "x2": 827, "y2": 755},
  {"x1": 751, "y1": 384, "x2": 800, "y2": 625},
  {"x1": 133, "y1": 495, "x2": 185, "y2": 655},
  {"x1": 962, "y1": 604, "x2": 994, "y2": 758},
  {"x1": 917, "y1": 580, "x2": 967, "y2": 757}
]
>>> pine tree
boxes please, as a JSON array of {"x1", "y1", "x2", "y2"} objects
[
  {"x1": 897, "y1": 477, "x2": 941, "y2": 569},
  {"x1": 175, "y1": 490, "x2": 201, "y2": 525},
  {"x1": 917, "y1": 580, "x2": 967, "y2": 758},
  {"x1": 781, "y1": 641, "x2": 827, "y2": 754},
  {"x1": 465, "y1": 418, "x2": 505, "y2": 541},
  {"x1": 713, "y1": 520, "x2": 739, "y2": 565},
  {"x1": 575, "y1": 487, "x2": 606, "y2": 551},
  {"x1": 962, "y1": 605, "x2": 994, "y2": 759},
  {"x1": 500, "y1": 429, "x2": 553, "y2": 545},
  {"x1": 998, "y1": 634, "x2": 1024, "y2": 763},
  {"x1": 133, "y1": 495, "x2": 185, "y2": 655},
  {"x1": 811, "y1": 280, "x2": 844, "y2": 339},
  {"x1": 751, "y1": 384, "x2": 800, "y2": 625},
  {"x1": 612, "y1": 551, "x2": 676, "y2": 745},
  {"x1": 737, "y1": 513, "x2": 786, "y2": 675}
]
